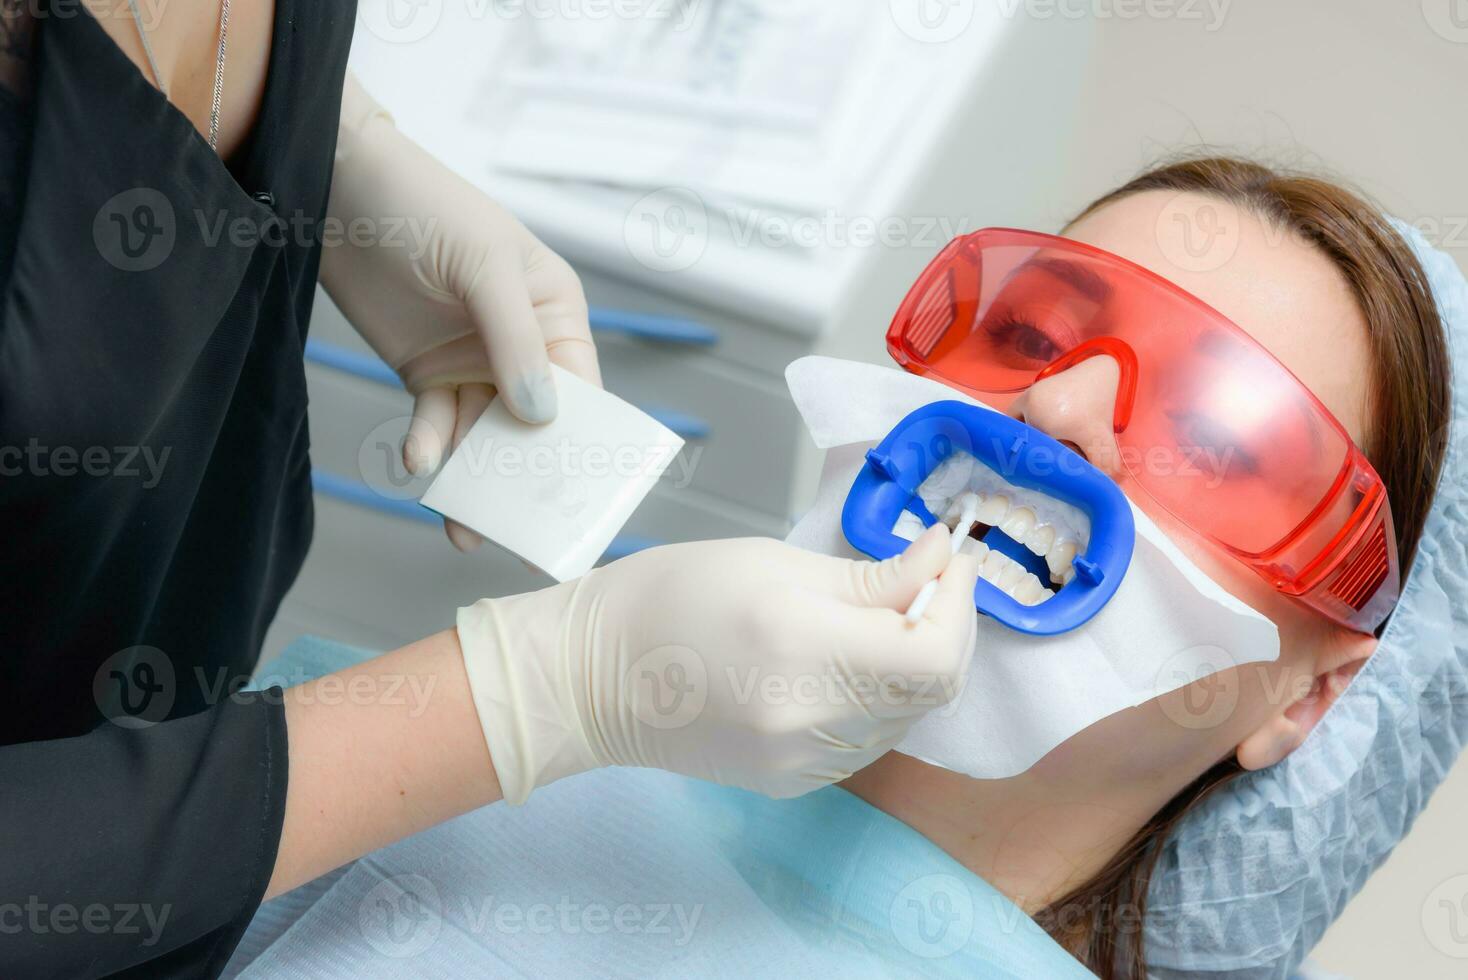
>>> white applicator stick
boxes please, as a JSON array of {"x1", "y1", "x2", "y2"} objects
[{"x1": 905, "y1": 496, "x2": 978, "y2": 624}]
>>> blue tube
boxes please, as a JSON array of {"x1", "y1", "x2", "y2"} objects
[
  {"x1": 310, "y1": 469, "x2": 661, "y2": 563},
  {"x1": 304, "y1": 339, "x2": 404, "y2": 388},
  {"x1": 310, "y1": 468, "x2": 439, "y2": 526},
  {"x1": 588, "y1": 307, "x2": 720, "y2": 347}
]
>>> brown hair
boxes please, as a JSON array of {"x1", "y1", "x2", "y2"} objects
[{"x1": 1033, "y1": 156, "x2": 1453, "y2": 978}]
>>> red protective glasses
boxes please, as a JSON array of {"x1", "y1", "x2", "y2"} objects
[{"x1": 887, "y1": 228, "x2": 1399, "y2": 633}]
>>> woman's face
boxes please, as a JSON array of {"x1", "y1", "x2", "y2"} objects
[{"x1": 1007, "y1": 189, "x2": 1375, "y2": 772}]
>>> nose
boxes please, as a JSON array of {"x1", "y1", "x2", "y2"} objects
[{"x1": 1008, "y1": 356, "x2": 1126, "y2": 479}]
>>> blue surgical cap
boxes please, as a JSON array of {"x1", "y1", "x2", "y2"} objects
[{"x1": 1145, "y1": 219, "x2": 1468, "y2": 978}]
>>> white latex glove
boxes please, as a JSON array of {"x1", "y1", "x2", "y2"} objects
[
  {"x1": 457, "y1": 527, "x2": 983, "y2": 803},
  {"x1": 320, "y1": 74, "x2": 600, "y2": 552}
]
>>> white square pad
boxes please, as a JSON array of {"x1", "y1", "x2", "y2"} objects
[{"x1": 420, "y1": 366, "x2": 685, "y2": 581}]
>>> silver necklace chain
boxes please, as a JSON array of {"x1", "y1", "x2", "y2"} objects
[
  {"x1": 127, "y1": 0, "x2": 231, "y2": 152},
  {"x1": 208, "y1": 0, "x2": 230, "y2": 152}
]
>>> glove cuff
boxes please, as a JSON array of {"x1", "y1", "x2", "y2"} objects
[
  {"x1": 456, "y1": 594, "x2": 600, "y2": 805},
  {"x1": 336, "y1": 75, "x2": 397, "y2": 165}
]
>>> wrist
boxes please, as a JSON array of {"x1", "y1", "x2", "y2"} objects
[{"x1": 456, "y1": 588, "x2": 602, "y2": 804}]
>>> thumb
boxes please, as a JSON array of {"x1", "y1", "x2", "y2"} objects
[
  {"x1": 464, "y1": 254, "x2": 558, "y2": 424},
  {"x1": 840, "y1": 523, "x2": 954, "y2": 609}
]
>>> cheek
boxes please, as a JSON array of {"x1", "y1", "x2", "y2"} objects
[{"x1": 1129, "y1": 492, "x2": 1320, "y2": 654}]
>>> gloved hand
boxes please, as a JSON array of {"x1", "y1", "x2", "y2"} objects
[
  {"x1": 457, "y1": 526, "x2": 983, "y2": 803},
  {"x1": 319, "y1": 74, "x2": 600, "y2": 551}
]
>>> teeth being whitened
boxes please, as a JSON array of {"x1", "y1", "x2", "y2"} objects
[
  {"x1": 977, "y1": 493, "x2": 1010, "y2": 526},
  {"x1": 942, "y1": 492, "x2": 982, "y2": 532},
  {"x1": 1012, "y1": 572, "x2": 1048, "y2": 605},
  {"x1": 892, "y1": 450, "x2": 1096, "y2": 606},
  {"x1": 1024, "y1": 523, "x2": 1056, "y2": 556},
  {"x1": 959, "y1": 537, "x2": 989, "y2": 560},
  {"x1": 998, "y1": 558, "x2": 1027, "y2": 590},
  {"x1": 1046, "y1": 538, "x2": 1078, "y2": 583},
  {"x1": 1000, "y1": 505, "x2": 1037, "y2": 542}
]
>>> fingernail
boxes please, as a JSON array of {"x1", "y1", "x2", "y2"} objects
[
  {"x1": 913, "y1": 522, "x2": 948, "y2": 548},
  {"x1": 950, "y1": 551, "x2": 982, "y2": 579},
  {"x1": 515, "y1": 370, "x2": 558, "y2": 424}
]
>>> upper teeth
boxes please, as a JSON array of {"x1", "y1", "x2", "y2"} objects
[
  {"x1": 977, "y1": 494, "x2": 1010, "y2": 527},
  {"x1": 1046, "y1": 538, "x2": 1078, "y2": 585},
  {"x1": 1023, "y1": 523, "x2": 1056, "y2": 556},
  {"x1": 1000, "y1": 505, "x2": 1037, "y2": 542},
  {"x1": 896, "y1": 449, "x2": 1093, "y2": 605}
]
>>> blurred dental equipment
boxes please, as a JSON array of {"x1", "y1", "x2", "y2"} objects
[
  {"x1": 785, "y1": 356, "x2": 1280, "y2": 780},
  {"x1": 474, "y1": 0, "x2": 1010, "y2": 218},
  {"x1": 419, "y1": 366, "x2": 684, "y2": 581}
]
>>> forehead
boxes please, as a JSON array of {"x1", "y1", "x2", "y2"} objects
[{"x1": 1063, "y1": 189, "x2": 1372, "y2": 446}]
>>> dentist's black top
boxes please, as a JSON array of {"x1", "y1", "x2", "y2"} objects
[{"x1": 0, "y1": 2, "x2": 355, "y2": 976}]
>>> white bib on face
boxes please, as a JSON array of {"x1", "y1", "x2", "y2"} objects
[{"x1": 784, "y1": 355, "x2": 1280, "y2": 779}]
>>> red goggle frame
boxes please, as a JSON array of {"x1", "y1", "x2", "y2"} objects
[{"x1": 887, "y1": 228, "x2": 1399, "y2": 633}]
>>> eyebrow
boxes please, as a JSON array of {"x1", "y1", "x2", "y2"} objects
[{"x1": 1025, "y1": 256, "x2": 1113, "y2": 303}]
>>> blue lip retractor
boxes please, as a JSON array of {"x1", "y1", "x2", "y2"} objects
[{"x1": 842, "y1": 401, "x2": 1135, "y2": 636}]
